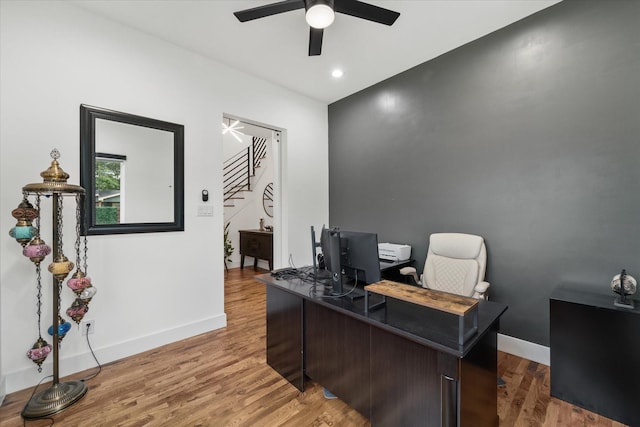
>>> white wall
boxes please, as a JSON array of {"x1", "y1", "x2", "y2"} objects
[{"x1": 0, "y1": 1, "x2": 328, "y2": 395}]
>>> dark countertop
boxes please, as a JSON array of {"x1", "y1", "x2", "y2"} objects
[
  {"x1": 551, "y1": 282, "x2": 640, "y2": 315},
  {"x1": 257, "y1": 271, "x2": 508, "y2": 358}
]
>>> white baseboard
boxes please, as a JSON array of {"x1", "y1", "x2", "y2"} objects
[
  {"x1": 498, "y1": 333, "x2": 550, "y2": 366},
  {"x1": 0, "y1": 374, "x2": 6, "y2": 406},
  {"x1": 227, "y1": 260, "x2": 271, "y2": 270},
  {"x1": 4, "y1": 314, "x2": 227, "y2": 395},
  {"x1": 5, "y1": 320, "x2": 544, "y2": 395}
]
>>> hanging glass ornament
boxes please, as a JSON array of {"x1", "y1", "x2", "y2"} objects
[
  {"x1": 79, "y1": 285, "x2": 97, "y2": 304},
  {"x1": 67, "y1": 270, "x2": 97, "y2": 304},
  {"x1": 65, "y1": 193, "x2": 97, "y2": 323},
  {"x1": 23, "y1": 237, "x2": 52, "y2": 265},
  {"x1": 26, "y1": 337, "x2": 52, "y2": 373},
  {"x1": 8, "y1": 224, "x2": 37, "y2": 246},
  {"x1": 27, "y1": 244, "x2": 51, "y2": 372},
  {"x1": 67, "y1": 270, "x2": 91, "y2": 293},
  {"x1": 48, "y1": 254, "x2": 74, "y2": 281},
  {"x1": 9, "y1": 198, "x2": 39, "y2": 246},
  {"x1": 12, "y1": 198, "x2": 38, "y2": 223},
  {"x1": 22, "y1": 195, "x2": 50, "y2": 265},
  {"x1": 9, "y1": 218, "x2": 37, "y2": 246},
  {"x1": 48, "y1": 315, "x2": 71, "y2": 342},
  {"x1": 66, "y1": 298, "x2": 89, "y2": 324}
]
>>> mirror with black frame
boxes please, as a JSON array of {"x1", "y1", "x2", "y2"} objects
[{"x1": 80, "y1": 104, "x2": 184, "y2": 235}]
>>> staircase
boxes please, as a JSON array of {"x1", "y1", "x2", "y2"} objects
[{"x1": 224, "y1": 137, "x2": 268, "y2": 207}]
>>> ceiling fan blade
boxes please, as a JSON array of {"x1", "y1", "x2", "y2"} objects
[
  {"x1": 309, "y1": 27, "x2": 324, "y2": 56},
  {"x1": 334, "y1": 0, "x2": 400, "y2": 25},
  {"x1": 234, "y1": 0, "x2": 305, "y2": 22}
]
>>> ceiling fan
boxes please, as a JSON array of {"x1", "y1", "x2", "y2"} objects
[{"x1": 233, "y1": 0, "x2": 400, "y2": 56}]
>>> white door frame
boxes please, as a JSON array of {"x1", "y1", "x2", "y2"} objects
[{"x1": 223, "y1": 114, "x2": 286, "y2": 269}]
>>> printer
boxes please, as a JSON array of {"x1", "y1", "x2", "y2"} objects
[{"x1": 378, "y1": 242, "x2": 412, "y2": 262}]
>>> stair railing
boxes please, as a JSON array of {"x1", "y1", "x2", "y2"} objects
[
  {"x1": 253, "y1": 137, "x2": 267, "y2": 172},
  {"x1": 223, "y1": 147, "x2": 250, "y2": 202},
  {"x1": 223, "y1": 137, "x2": 269, "y2": 203}
]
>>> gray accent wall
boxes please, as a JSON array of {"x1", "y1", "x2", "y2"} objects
[{"x1": 328, "y1": 0, "x2": 640, "y2": 347}]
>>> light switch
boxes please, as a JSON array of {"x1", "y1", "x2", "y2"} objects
[{"x1": 197, "y1": 205, "x2": 213, "y2": 217}]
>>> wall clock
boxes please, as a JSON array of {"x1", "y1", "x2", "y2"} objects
[{"x1": 263, "y1": 183, "x2": 273, "y2": 217}]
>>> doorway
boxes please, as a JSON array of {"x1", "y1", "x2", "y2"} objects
[{"x1": 222, "y1": 114, "x2": 282, "y2": 272}]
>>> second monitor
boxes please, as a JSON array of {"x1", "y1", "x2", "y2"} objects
[{"x1": 321, "y1": 227, "x2": 381, "y2": 296}]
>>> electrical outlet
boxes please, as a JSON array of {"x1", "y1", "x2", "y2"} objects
[{"x1": 81, "y1": 319, "x2": 95, "y2": 336}]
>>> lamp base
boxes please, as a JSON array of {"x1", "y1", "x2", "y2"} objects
[
  {"x1": 614, "y1": 295, "x2": 635, "y2": 309},
  {"x1": 21, "y1": 380, "x2": 87, "y2": 419}
]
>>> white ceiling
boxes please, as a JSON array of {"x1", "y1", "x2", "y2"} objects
[{"x1": 70, "y1": 0, "x2": 561, "y2": 104}]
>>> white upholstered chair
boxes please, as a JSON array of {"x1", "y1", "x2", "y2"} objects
[{"x1": 399, "y1": 233, "x2": 490, "y2": 300}]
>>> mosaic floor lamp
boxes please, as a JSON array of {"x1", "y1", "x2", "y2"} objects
[{"x1": 9, "y1": 149, "x2": 96, "y2": 419}]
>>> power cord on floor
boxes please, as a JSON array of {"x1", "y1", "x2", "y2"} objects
[
  {"x1": 80, "y1": 322, "x2": 102, "y2": 382},
  {"x1": 21, "y1": 375, "x2": 55, "y2": 426}
]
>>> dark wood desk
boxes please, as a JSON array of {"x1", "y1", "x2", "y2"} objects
[
  {"x1": 550, "y1": 283, "x2": 640, "y2": 426},
  {"x1": 239, "y1": 229, "x2": 273, "y2": 270},
  {"x1": 257, "y1": 273, "x2": 507, "y2": 426}
]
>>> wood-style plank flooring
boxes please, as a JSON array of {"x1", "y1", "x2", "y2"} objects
[{"x1": 0, "y1": 268, "x2": 627, "y2": 426}]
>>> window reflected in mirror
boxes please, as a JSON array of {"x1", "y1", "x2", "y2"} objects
[{"x1": 95, "y1": 153, "x2": 125, "y2": 224}]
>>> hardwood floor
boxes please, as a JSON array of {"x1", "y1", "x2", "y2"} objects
[{"x1": 0, "y1": 268, "x2": 627, "y2": 426}]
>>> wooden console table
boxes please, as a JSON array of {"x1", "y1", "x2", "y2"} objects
[{"x1": 239, "y1": 229, "x2": 273, "y2": 270}]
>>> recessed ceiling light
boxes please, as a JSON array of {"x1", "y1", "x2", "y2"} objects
[{"x1": 331, "y1": 69, "x2": 344, "y2": 78}]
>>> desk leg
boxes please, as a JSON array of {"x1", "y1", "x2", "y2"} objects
[
  {"x1": 366, "y1": 293, "x2": 387, "y2": 314},
  {"x1": 240, "y1": 255, "x2": 245, "y2": 269}
]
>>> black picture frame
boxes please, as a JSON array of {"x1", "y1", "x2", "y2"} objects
[{"x1": 80, "y1": 104, "x2": 184, "y2": 235}]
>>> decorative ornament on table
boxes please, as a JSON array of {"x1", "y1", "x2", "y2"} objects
[{"x1": 611, "y1": 269, "x2": 637, "y2": 309}]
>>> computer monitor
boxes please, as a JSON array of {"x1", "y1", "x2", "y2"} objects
[
  {"x1": 340, "y1": 230, "x2": 381, "y2": 285},
  {"x1": 314, "y1": 226, "x2": 381, "y2": 296}
]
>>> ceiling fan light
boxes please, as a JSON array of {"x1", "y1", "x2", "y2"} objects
[{"x1": 306, "y1": 4, "x2": 335, "y2": 29}]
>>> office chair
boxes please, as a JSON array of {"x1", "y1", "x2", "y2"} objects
[{"x1": 399, "y1": 233, "x2": 490, "y2": 300}]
